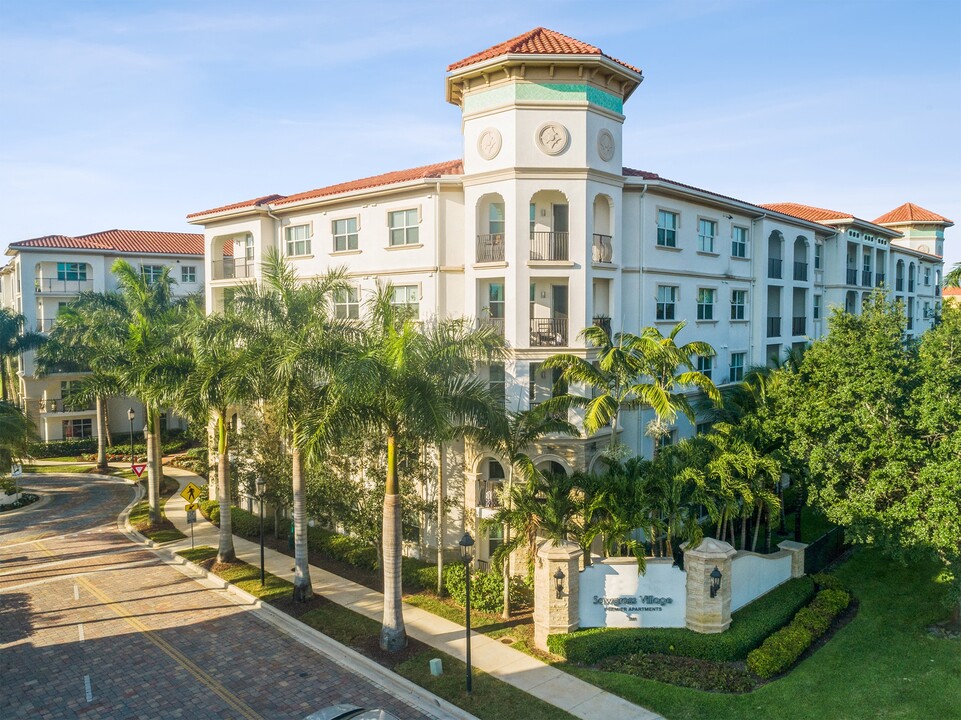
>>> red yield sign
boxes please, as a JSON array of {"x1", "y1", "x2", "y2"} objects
[{"x1": 132, "y1": 464, "x2": 147, "y2": 478}]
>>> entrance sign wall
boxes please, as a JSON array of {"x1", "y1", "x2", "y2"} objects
[{"x1": 579, "y1": 558, "x2": 686, "y2": 628}]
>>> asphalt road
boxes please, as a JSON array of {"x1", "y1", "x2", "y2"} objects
[{"x1": 0, "y1": 474, "x2": 437, "y2": 720}]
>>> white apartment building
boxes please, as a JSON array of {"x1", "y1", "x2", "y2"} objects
[
  {"x1": 188, "y1": 28, "x2": 949, "y2": 564},
  {"x1": 0, "y1": 229, "x2": 206, "y2": 442}
]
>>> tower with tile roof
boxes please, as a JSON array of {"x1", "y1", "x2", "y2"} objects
[{"x1": 874, "y1": 202, "x2": 953, "y2": 258}]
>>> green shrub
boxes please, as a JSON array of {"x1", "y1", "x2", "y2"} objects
[
  {"x1": 550, "y1": 575, "x2": 815, "y2": 663},
  {"x1": 747, "y1": 624, "x2": 813, "y2": 679},
  {"x1": 792, "y1": 606, "x2": 831, "y2": 637},
  {"x1": 29, "y1": 438, "x2": 98, "y2": 458},
  {"x1": 403, "y1": 560, "x2": 438, "y2": 593},
  {"x1": 810, "y1": 588, "x2": 850, "y2": 616},
  {"x1": 809, "y1": 572, "x2": 845, "y2": 592},
  {"x1": 443, "y1": 564, "x2": 528, "y2": 614},
  {"x1": 600, "y1": 652, "x2": 757, "y2": 694}
]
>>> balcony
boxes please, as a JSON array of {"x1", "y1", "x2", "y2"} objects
[
  {"x1": 875, "y1": 273, "x2": 886, "y2": 287},
  {"x1": 530, "y1": 318, "x2": 568, "y2": 347},
  {"x1": 592, "y1": 315, "x2": 612, "y2": 337},
  {"x1": 768, "y1": 258, "x2": 783, "y2": 279},
  {"x1": 477, "y1": 481, "x2": 503, "y2": 511},
  {"x1": 39, "y1": 398, "x2": 94, "y2": 414},
  {"x1": 793, "y1": 262, "x2": 808, "y2": 282},
  {"x1": 36, "y1": 318, "x2": 56, "y2": 334},
  {"x1": 846, "y1": 269, "x2": 858, "y2": 285},
  {"x1": 211, "y1": 259, "x2": 256, "y2": 281},
  {"x1": 530, "y1": 232, "x2": 569, "y2": 261},
  {"x1": 35, "y1": 278, "x2": 93, "y2": 294},
  {"x1": 592, "y1": 234, "x2": 613, "y2": 263},
  {"x1": 477, "y1": 316, "x2": 505, "y2": 337},
  {"x1": 476, "y1": 234, "x2": 505, "y2": 263},
  {"x1": 766, "y1": 316, "x2": 781, "y2": 337},
  {"x1": 792, "y1": 317, "x2": 806, "y2": 336},
  {"x1": 862, "y1": 270, "x2": 872, "y2": 287}
]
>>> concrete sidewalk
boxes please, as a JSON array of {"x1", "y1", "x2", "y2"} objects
[{"x1": 155, "y1": 465, "x2": 664, "y2": 720}]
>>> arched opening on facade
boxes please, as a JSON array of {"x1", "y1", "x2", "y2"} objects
[
  {"x1": 845, "y1": 290, "x2": 858, "y2": 315},
  {"x1": 476, "y1": 193, "x2": 506, "y2": 263},
  {"x1": 591, "y1": 194, "x2": 614, "y2": 263},
  {"x1": 210, "y1": 233, "x2": 252, "y2": 281},
  {"x1": 896, "y1": 260, "x2": 905, "y2": 292},
  {"x1": 792, "y1": 236, "x2": 809, "y2": 282},
  {"x1": 535, "y1": 458, "x2": 569, "y2": 477},
  {"x1": 767, "y1": 231, "x2": 784, "y2": 279},
  {"x1": 908, "y1": 262, "x2": 916, "y2": 292}
]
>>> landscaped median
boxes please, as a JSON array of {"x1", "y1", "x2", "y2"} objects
[
  {"x1": 176, "y1": 546, "x2": 577, "y2": 720},
  {"x1": 128, "y1": 475, "x2": 187, "y2": 544}
]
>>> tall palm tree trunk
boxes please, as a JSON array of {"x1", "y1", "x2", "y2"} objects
[
  {"x1": 144, "y1": 406, "x2": 161, "y2": 524},
  {"x1": 381, "y1": 432, "x2": 407, "y2": 652},
  {"x1": 291, "y1": 443, "x2": 312, "y2": 601},
  {"x1": 103, "y1": 402, "x2": 112, "y2": 448},
  {"x1": 216, "y1": 412, "x2": 236, "y2": 563},
  {"x1": 502, "y1": 464, "x2": 514, "y2": 619},
  {"x1": 95, "y1": 395, "x2": 107, "y2": 470},
  {"x1": 436, "y1": 443, "x2": 445, "y2": 596}
]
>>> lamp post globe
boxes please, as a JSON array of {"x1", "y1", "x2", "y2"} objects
[{"x1": 458, "y1": 532, "x2": 475, "y2": 694}]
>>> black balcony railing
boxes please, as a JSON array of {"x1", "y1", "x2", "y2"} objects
[
  {"x1": 592, "y1": 315, "x2": 612, "y2": 337},
  {"x1": 792, "y1": 317, "x2": 806, "y2": 336},
  {"x1": 36, "y1": 319, "x2": 56, "y2": 334},
  {"x1": 477, "y1": 316, "x2": 505, "y2": 337},
  {"x1": 212, "y1": 259, "x2": 256, "y2": 280},
  {"x1": 35, "y1": 278, "x2": 93, "y2": 294},
  {"x1": 862, "y1": 270, "x2": 872, "y2": 287},
  {"x1": 592, "y1": 233, "x2": 613, "y2": 263},
  {"x1": 767, "y1": 316, "x2": 781, "y2": 337},
  {"x1": 793, "y1": 261, "x2": 808, "y2": 282},
  {"x1": 768, "y1": 258, "x2": 783, "y2": 279},
  {"x1": 530, "y1": 318, "x2": 568, "y2": 346},
  {"x1": 846, "y1": 268, "x2": 858, "y2": 285},
  {"x1": 896, "y1": 278, "x2": 904, "y2": 291},
  {"x1": 530, "y1": 231, "x2": 569, "y2": 261},
  {"x1": 39, "y1": 398, "x2": 94, "y2": 414},
  {"x1": 875, "y1": 273, "x2": 886, "y2": 287},
  {"x1": 476, "y1": 234, "x2": 505, "y2": 262},
  {"x1": 477, "y1": 481, "x2": 503, "y2": 509}
]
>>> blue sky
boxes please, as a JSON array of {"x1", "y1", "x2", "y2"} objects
[{"x1": 1, "y1": 0, "x2": 959, "y2": 267}]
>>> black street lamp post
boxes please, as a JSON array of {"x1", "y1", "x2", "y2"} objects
[
  {"x1": 127, "y1": 408, "x2": 135, "y2": 467},
  {"x1": 256, "y1": 478, "x2": 267, "y2": 586},
  {"x1": 458, "y1": 531, "x2": 475, "y2": 695}
]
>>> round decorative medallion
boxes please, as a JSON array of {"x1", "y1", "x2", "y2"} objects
[
  {"x1": 477, "y1": 128, "x2": 502, "y2": 160},
  {"x1": 597, "y1": 129, "x2": 615, "y2": 162},
  {"x1": 535, "y1": 122, "x2": 570, "y2": 156}
]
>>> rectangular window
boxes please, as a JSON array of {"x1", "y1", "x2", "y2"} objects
[
  {"x1": 924, "y1": 268, "x2": 931, "y2": 286},
  {"x1": 181, "y1": 266, "x2": 196, "y2": 283},
  {"x1": 245, "y1": 235, "x2": 255, "y2": 261},
  {"x1": 814, "y1": 243, "x2": 822, "y2": 270},
  {"x1": 813, "y1": 294, "x2": 822, "y2": 320},
  {"x1": 698, "y1": 219, "x2": 717, "y2": 253},
  {"x1": 696, "y1": 288, "x2": 715, "y2": 320},
  {"x1": 729, "y1": 352, "x2": 745, "y2": 383},
  {"x1": 656, "y1": 286, "x2": 677, "y2": 321},
  {"x1": 489, "y1": 362, "x2": 506, "y2": 408},
  {"x1": 489, "y1": 203, "x2": 505, "y2": 235},
  {"x1": 696, "y1": 421, "x2": 713, "y2": 435},
  {"x1": 334, "y1": 286, "x2": 360, "y2": 320},
  {"x1": 62, "y1": 418, "x2": 93, "y2": 439},
  {"x1": 697, "y1": 355, "x2": 712, "y2": 380},
  {"x1": 60, "y1": 380, "x2": 84, "y2": 411},
  {"x1": 487, "y1": 283, "x2": 505, "y2": 320},
  {"x1": 731, "y1": 289, "x2": 747, "y2": 320},
  {"x1": 656, "y1": 210, "x2": 678, "y2": 247},
  {"x1": 391, "y1": 285, "x2": 419, "y2": 319},
  {"x1": 389, "y1": 209, "x2": 419, "y2": 246},
  {"x1": 530, "y1": 203, "x2": 536, "y2": 234},
  {"x1": 57, "y1": 262, "x2": 87, "y2": 281},
  {"x1": 331, "y1": 218, "x2": 357, "y2": 253},
  {"x1": 285, "y1": 224, "x2": 311, "y2": 256},
  {"x1": 141, "y1": 265, "x2": 165, "y2": 285},
  {"x1": 488, "y1": 523, "x2": 504, "y2": 558},
  {"x1": 731, "y1": 226, "x2": 748, "y2": 258}
]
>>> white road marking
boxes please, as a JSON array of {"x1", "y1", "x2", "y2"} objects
[
  {"x1": 78, "y1": 624, "x2": 85, "y2": 642},
  {"x1": 84, "y1": 674, "x2": 93, "y2": 702}
]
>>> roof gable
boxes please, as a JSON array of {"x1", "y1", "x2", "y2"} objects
[{"x1": 873, "y1": 202, "x2": 953, "y2": 226}]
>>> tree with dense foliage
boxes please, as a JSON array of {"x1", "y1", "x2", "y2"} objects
[
  {"x1": 0, "y1": 308, "x2": 45, "y2": 403},
  {"x1": 0, "y1": 401, "x2": 31, "y2": 470},
  {"x1": 945, "y1": 261, "x2": 960, "y2": 288}
]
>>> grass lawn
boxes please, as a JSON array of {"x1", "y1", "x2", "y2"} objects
[
  {"x1": 561, "y1": 548, "x2": 961, "y2": 720},
  {"x1": 128, "y1": 475, "x2": 186, "y2": 543},
  {"x1": 178, "y1": 546, "x2": 577, "y2": 720},
  {"x1": 23, "y1": 463, "x2": 94, "y2": 474}
]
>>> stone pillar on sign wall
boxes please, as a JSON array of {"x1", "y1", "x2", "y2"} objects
[
  {"x1": 683, "y1": 537, "x2": 737, "y2": 633},
  {"x1": 777, "y1": 540, "x2": 808, "y2": 578},
  {"x1": 533, "y1": 540, "x2": 582, "y2": 652}
]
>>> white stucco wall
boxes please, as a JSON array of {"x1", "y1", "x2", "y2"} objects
[
  {"x1": 730, "y1": 550, "x2": 793, "y2": 611},
  {"x1": 579, "y1": 557, "x2": 686, "y2": 628}
]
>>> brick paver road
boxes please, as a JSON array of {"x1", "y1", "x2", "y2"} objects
[{"x1": 0, "y1": 475, "x2": 437, "y2": 720}]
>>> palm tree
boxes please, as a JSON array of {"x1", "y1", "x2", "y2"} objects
[
  {"x1": 231, "y1": 253, "x2": 353, "y2": 601},
  {"x1": 945, "y1": 262, "x2": 960, "y2": 288},
  {"x1": 479, "y1": 406, "x2": 577, "y2": 618},
  {"x1": 338, "y1": 285, "x2": 504, "y2": 652},
  {"x1": 0, "y1": 308, "x2": 45, "y2": 403},
  {"x1": 0, "y1": 401, "x2": 32, "y2": 470}
]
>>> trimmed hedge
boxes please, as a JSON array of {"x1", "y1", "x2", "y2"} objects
[
  {"x1": 548, "y1": 575, "x2": 815, "y2": 663},
  {"x1": 443, "y1": 564, "x2": 528, "y2": 614},
  {"x1": 747, "y1": 587, "x2": 851, "y2": 679}
]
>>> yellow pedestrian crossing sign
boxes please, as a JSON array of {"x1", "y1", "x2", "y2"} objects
[
  {"x1": 180, "y1": 483, "x2": 202, "y2": 504},
  {"x1": 185, "y1": 503, "x2": 199, "y2": 511}
]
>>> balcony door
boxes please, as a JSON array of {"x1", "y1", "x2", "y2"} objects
[
  {"x1": 552, "y1": 203, "x2": 569, "y2": 233},
  {"x1": 551, "y1": 285, "x2": 568, "y2": 321}
]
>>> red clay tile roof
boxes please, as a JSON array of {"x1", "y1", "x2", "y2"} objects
[
  {"x1": 943, "y1": 286, "x2": 961, "y2": 297},
  {"x1": 759, "y1": 202, "x2": 854, "y2": 223},
  {"x1": 447, "y1": 27, "x2": 641, "y2": 74},
  {"x1": 271, "y1": 160, "x2": 464, "y2": 207},
  {"x1": 10, "y1": 229, "x2": 206, "y2": 256},
  {"x1": 186, "y1": 194, "x2": 286, "y2": 219},
  {"x1": 873, "y1": 202, "x2": 953, "y2": 226}
]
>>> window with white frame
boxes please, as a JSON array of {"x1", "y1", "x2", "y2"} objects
[
  {"x1": 62, "y1": 418, "x2": 93, "y2": 439},
  {"x1": 57, "y1": 262, "x2": 87, "y2": 281},
  {"x1": 141, "y1": 265, "x2": 165, "y2": 285},
  {"x1": 489, "y1": 203, "x2": 505, "y2": 235},
  {"x1": 181, "y1": 266, "x2": 196, "y2": 283},
  {"x1": 331, "y1": 218, "x2": 357, "y2": 253},
  {"x1": 285, "y1": 224, "x2": 311, "y2": 256},
  {"x1": 391, "y1": 285, "x2": 419, "y2": 319},
  {"x1": 731, "y1": 227, "x2": 748, "y2": 258},
  {"x1": 489, "y1": 362, "x2": 506, "y2": 408},
  {"x1": 389, "y1": 209, "x2": 419, "y2": 246},
  {"x1": 334, "y1": 286, "x2": 360, "y2": 320},
  {"x1": 697, "y1": 355, "x2": 712, "y2": 380},
  {"x1": 814, "y1": 243, "x2": 823, "y2": 270},
  {"x1": 656, "y1": 210, "x2": 678, "y2": 247},
  {"x1": 729, "y1": 352, "x2": 745, "y2": 383},
  {"x1": 656, "y1": 285, "x2": 677, "y2": 321},
  {"x1": 698, "y1": 218, "x2": 717, "y2": 253},
  {"x1": 924, "y1": 267, "x2": 931, "y2": 286},
  {"x1": 696, "y1": 288, "x2": 715, "y2": 320},
  {"x1": 813, "y1": 294, "x2": 822, "y2": 320},
  {"x1": 731, "y1": 289, "x2": 747, "y2": 320}
]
